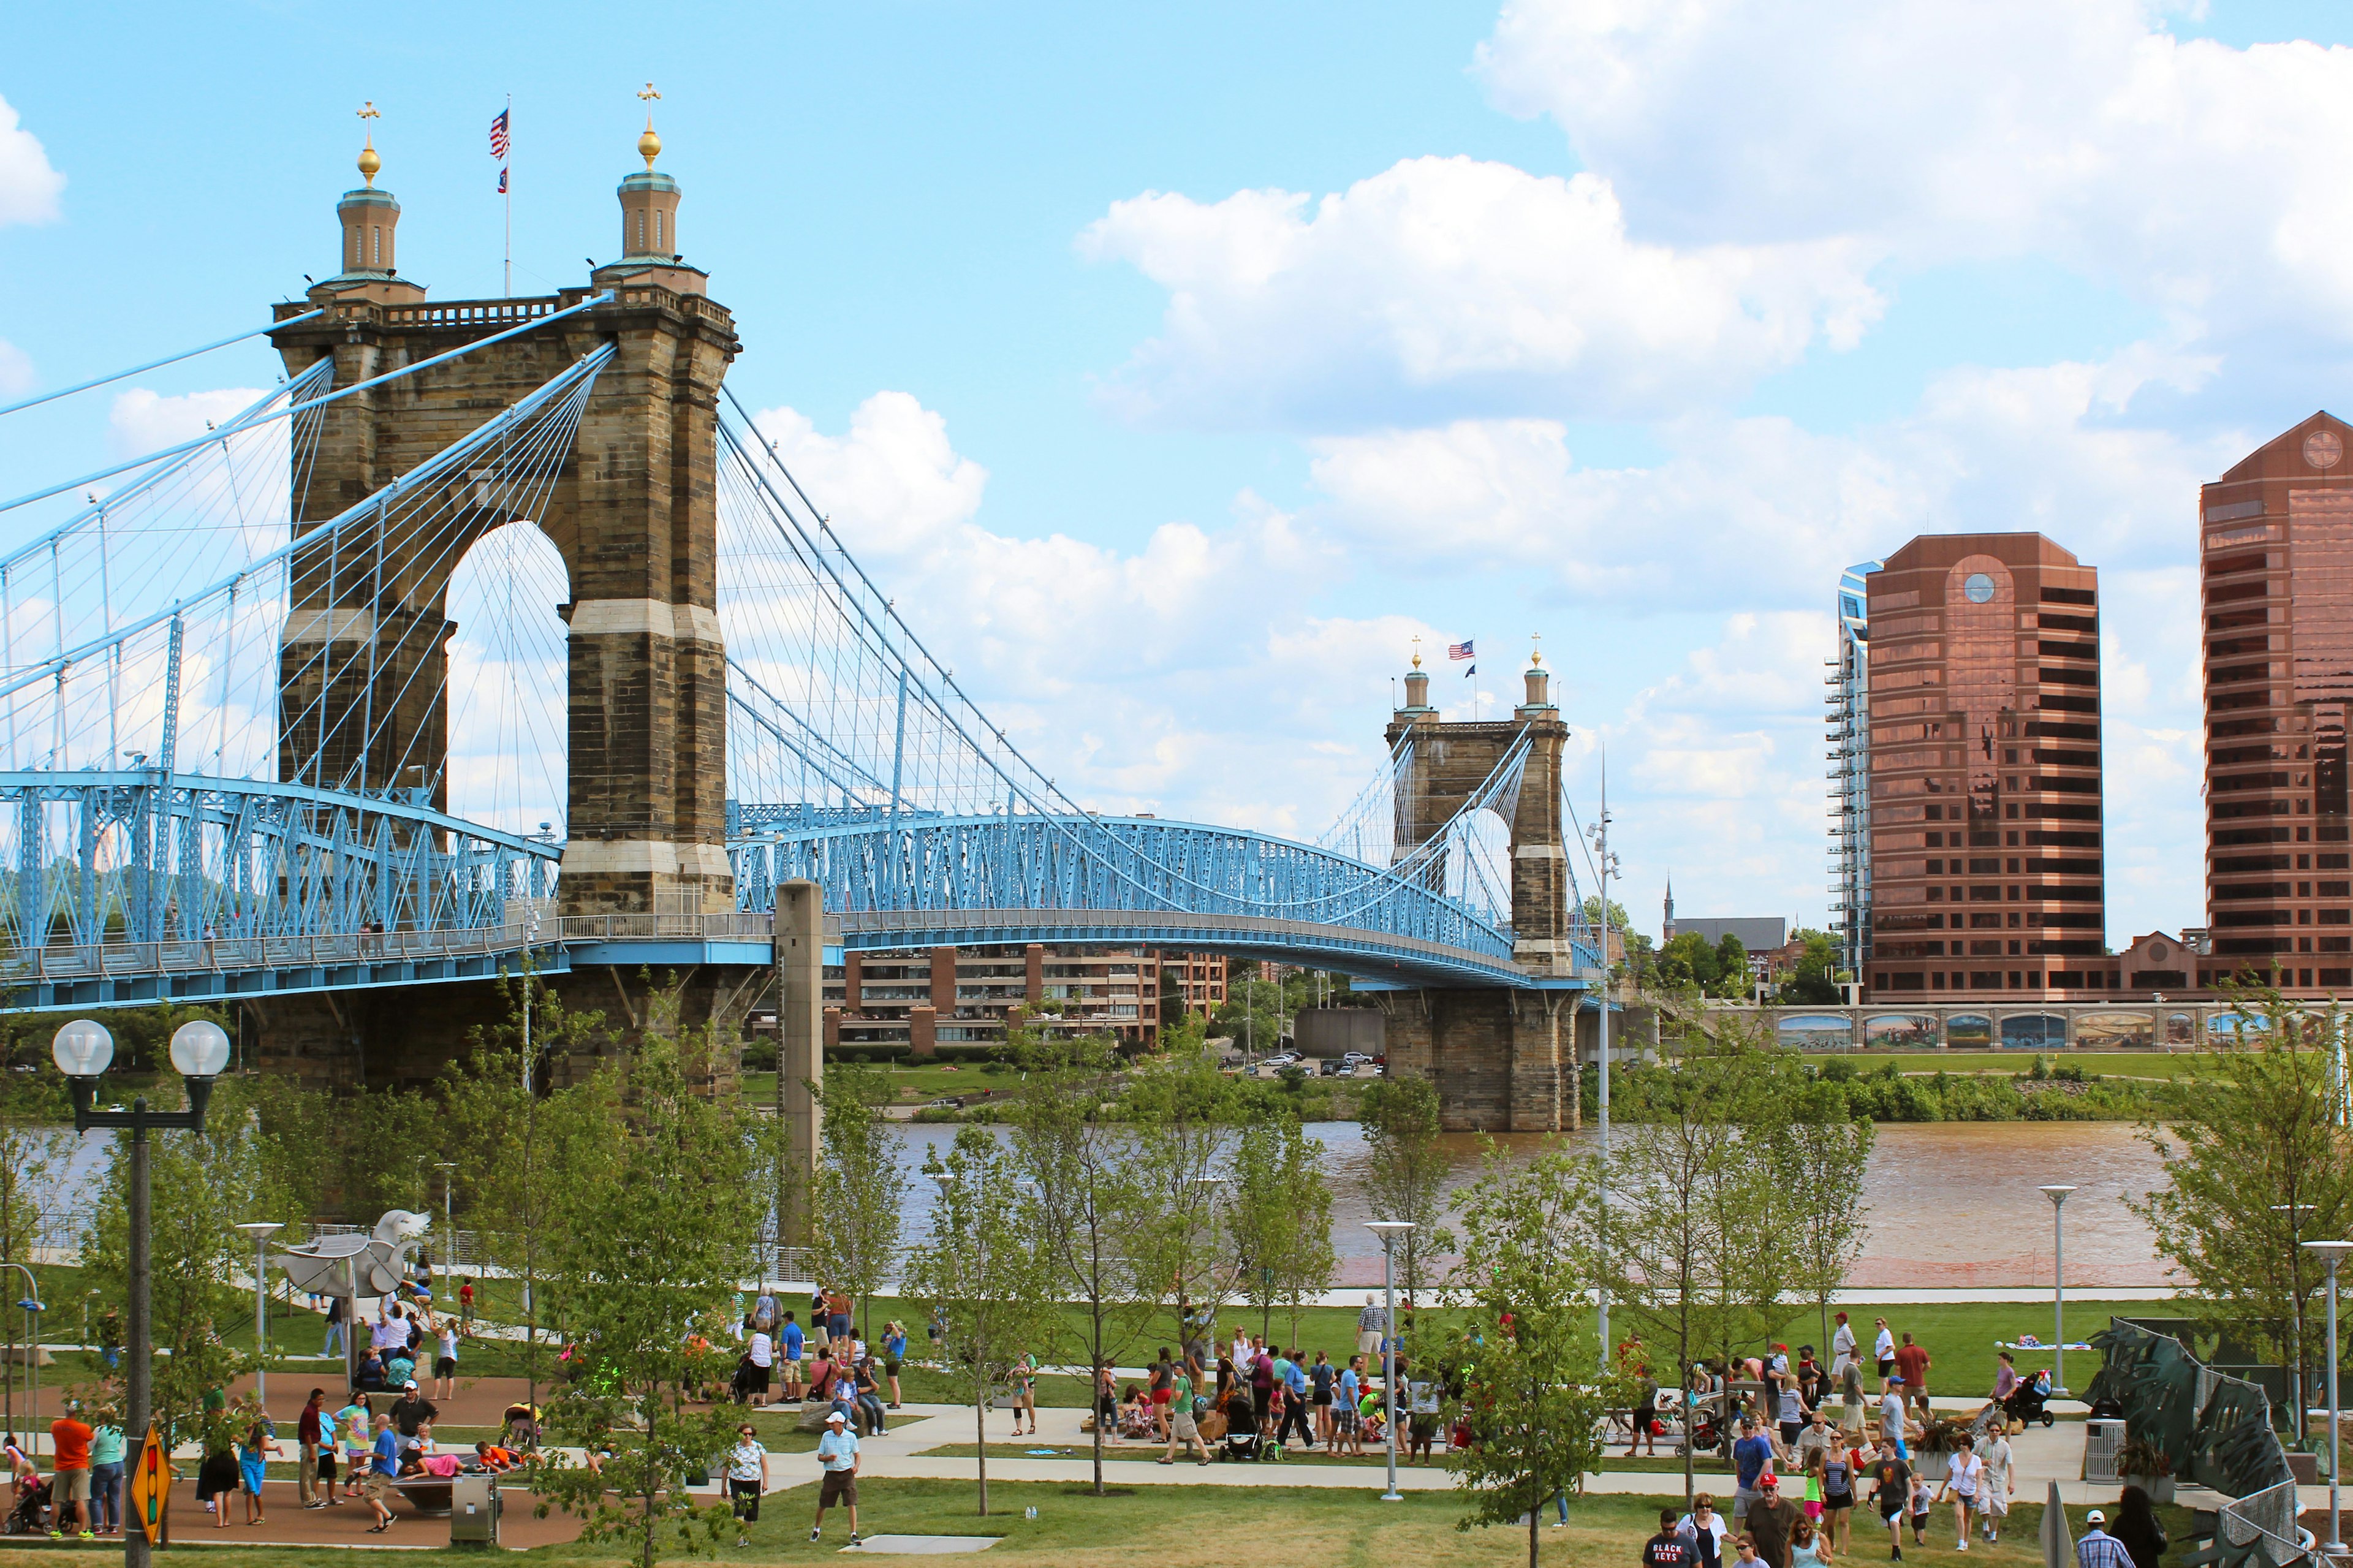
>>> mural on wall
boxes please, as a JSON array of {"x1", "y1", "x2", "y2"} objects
[
  {"x1": 1775, "y1": 1014, "x2": 1855, "y2": 1051},
  {"x1": 1999, "y1": 1013, "x2": 2069, "y2": 1051},
  {"x1": 2075, "y1": 1012, "x2": 2154, "y2": 1051},
  {"x1": 1945, "y1": 1013, "x2": 1993, "y2": 1049},
  {"x1": 1864, "y1": 1013, "x2": 1940, "y2": 1050}
]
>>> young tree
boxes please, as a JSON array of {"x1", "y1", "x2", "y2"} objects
[
  {"x1": 1444, "y1": 1140, "x2": 1615, "y2": 1568},
  {"x1": 1357, "y1": 1073, "x2": 1455, "y2": 1302},
  {"x1": 0, "y1": 1069, "x2": 72, "y2": 1403},
  {"x1": 1610, "y1": 1028, "x2": 1781, "y2": 1500},
  {"x1": 1228, "y1": 1112, "x2": 1338, "y2": 1349},
  {"x1": 1005, "y1": 1028, "x2": 1154, "y2": 1493},
  {"x1": 1126, "y1": 1033, "x2": 1240, "y2": 1354},
  {"x1": 811, "y1": 1062, "x2": 909, "y2": 1346},
  {"x1": 1773, "y1": 1080, "x2": 1874, "y2": 1352},
  {"x1": 2127, "y1": 991, "x2": 2353, "y2": 1434},
  {"x1": 533, "y1": 999, "x2": 756, "y2": 1568},
  {"x1": 901, "y1": 1126, "x2": 1053, "y2": 1517}
]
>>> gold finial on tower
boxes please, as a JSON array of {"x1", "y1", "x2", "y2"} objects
[
  {"x1": 1411, "y1": 635, "x2": 1423, "y2": 670},
  {"x1": 1530, "y1": 632, "x2": 1543, "y2": 667},
  {"x1": 636, "y1": 82, "x2": 663, "y2": 170},
  {"x1": 356, "y1": 101, "x2": 382, "y2": 187}
]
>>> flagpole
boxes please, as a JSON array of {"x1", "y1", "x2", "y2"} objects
[{"x1": 502, "y1": 94, "x2": 513, "y2": 297}]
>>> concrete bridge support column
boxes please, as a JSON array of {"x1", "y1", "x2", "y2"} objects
[{"x1": 775, "y1": 881, "x2": 823, "y2": 1250}]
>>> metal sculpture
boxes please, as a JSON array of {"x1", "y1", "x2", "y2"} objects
[{"x1": 273, "y1": 1210, "x2": 431, "y2": 1299}]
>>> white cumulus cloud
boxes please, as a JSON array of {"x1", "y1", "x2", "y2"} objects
[
  {"x1": 0, "y1": 94, "x2": 62, "y2": 229},
  {"x1": 1080, "y1": 156, "x2": 1883, "y2": 430},
  {"x1": 106, "y1": 387, "x2": 267, "y2": 460}
]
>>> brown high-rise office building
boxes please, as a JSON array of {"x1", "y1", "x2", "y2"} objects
[
  {"x1": 1863, "y1": 534, "x2": 2109, "y2": 1001},
  {"x1": 2198, "y1": 412, "x2": 2353, "y2": 993}
]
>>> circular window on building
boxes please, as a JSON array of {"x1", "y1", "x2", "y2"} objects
[{"x1": 1964, "y1": 572, "x2": 1996, "y2": 604}]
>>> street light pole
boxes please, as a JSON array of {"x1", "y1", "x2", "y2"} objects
[
  {"x1": 53, "y1": 1017, "x2": 232, "y2": 1568},
  {"x1": 233, "y1": 1223, "x2": 282, "y2": 1411},
  {"x1": 2040, "y1": 1185, "x2": 2077, "y2": 1397},
  {"x1": 1366, "y1": 1220, "x2": 1414, "y2": 1502},
  {"x1": 2304, "y1": 1240, "x2": 2351, "y2": 1556},
  {"x1": 434, "y1": 1161, "x2": 457, "y2": 1277}
]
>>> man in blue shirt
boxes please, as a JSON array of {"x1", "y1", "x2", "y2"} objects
[
  {"x1": 1334, "y1": 1359, "x2": 1362, "y2": 1456},
  {"x1": 810, "y1": 1409, "x2": 860, "y2": 1548},
  {"x1": 779, "y1": 1312, "x2": 806, "y2": 1401},
  {"x1": 362, "y1": 1414, "x2": 400, "y2": 1533},
  {"x1": 1732, "y1": 1416, "x2": 1774, "y2": 1524}
]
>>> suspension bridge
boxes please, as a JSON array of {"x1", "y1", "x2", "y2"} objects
[{"x1": 0, "y1": 120, "x2": 1608, "y2": 1127}]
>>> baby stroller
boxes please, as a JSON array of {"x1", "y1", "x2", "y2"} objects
[
  {"x1": 1220, "y1": 1402, "x2": 1262, "y2": 1463},
  {"x1": 502, "y1": 1403, "x2": 542, "y2": 1450},
  {"x1": 0, "y1": 1476, "x2": 51, "y2": 1536},
  {"x1": 2001, "y1": 1371, "x2": 2055, "y2": 1429}
]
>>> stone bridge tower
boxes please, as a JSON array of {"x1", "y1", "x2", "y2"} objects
[
  {"x1": 268, "y1": 116, "x2": 737, "y2": 920},
  {"x1": 1384, "y1": 646, "x2": 1574, "y2": 974},
  {"x1": 252, "y1": 117, "x2": 766, "y2": 1091},
  {"x1": 1373, "y1": 646, "x2": 1605, "y2": 1132}
]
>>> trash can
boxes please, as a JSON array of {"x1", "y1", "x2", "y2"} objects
[{"x1": 449, "y1": 1475, "x2": 501, "y2": 1546}]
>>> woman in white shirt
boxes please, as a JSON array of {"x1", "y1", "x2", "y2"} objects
[
  {"x1": 1936, "y1": 1444, "x2": 1984, "y2": 1551},
  {"x1": 724, "y1": 1423, "x2": 767, "y2": 1544},
  {"x1": 745, "y1": 1328, "x2": 775, "y2": 1409}
]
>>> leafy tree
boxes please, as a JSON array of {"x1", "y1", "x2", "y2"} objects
[
  {"x1": 1716, "y1": 934, "x2": 1751, "y2": 992},
  {"x1": 0, "y1": 1070, "x2": 71, "y2": 1387},
  {"x1": 1779, "y1": 930, "x2": 1845, "y2": 1004},
  {"x1": 903, "y1": 1126, "x2": 1054, "y2": 1517},
  {"x1": 1004, "y1": 1029, "x2": 1154, "y2": 1493},
  {"x1": 811, "y1": 1062, "x2": 909, "y2": 1346},
  {"x1": 1773, "y1": 1080, "x2": 1874, "y2": 1354},
  {"x1": 1126, "y1": 1032, "x2": 1241, "y2": 1350},
  {"x1": 1610, "y1": 1026, "x2": 1783, "y2": 1499},
  {"x1": 1227, "y1": 1112, "x2": 1338, "y2": 1348},
  {"x1": 438, "y1": 971, "x2": 613, "y2": 1415},
  {"x1": 2126, "y1": 991, "x2": 2353, "y2": 1433},
  {"x1": 533, "y1": 997, "x2": 754, "y2": 1568},
  {"x1": 1444, "y1": 1140, "x2": 1615, "y2": 1568},
  {"x1": 1656, "y1": 932, "x2": 1725, "y2": 994},
  {"x1": 1357, "y1": 1074, "x2": 1455, "y2": 1301},
  {"x1": 1213, "y1": 974, "x2": 1291, "y2": 1056}
]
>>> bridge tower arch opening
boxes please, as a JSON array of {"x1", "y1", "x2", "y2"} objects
[{"x1": 443, "y1": 518, "x2": 569, "y2": 844}]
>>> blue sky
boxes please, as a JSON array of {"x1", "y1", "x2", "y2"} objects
[{"x1": 7, "y1": 0, "x2": 2353, "y2": 947}]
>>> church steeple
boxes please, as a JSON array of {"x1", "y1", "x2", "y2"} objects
[{"x1": 1663, "y1": 874, "x2": 1675, "y2": 943}]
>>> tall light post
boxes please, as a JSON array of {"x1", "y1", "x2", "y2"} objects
[
  {"x1": 0, "y1": 1263, "x2": 42, "y2": 1450},
  {"x1": 434, "y1": 1161, "x2": 458, "y2": 1277},
  {"x1": 54, "y1": 1016, "x2": 230, "y2": 1568},
  {"x1": 1366, "y1": 1220, "x2": 1414, "y2": 1502},
  {"x1": 1587, "y1": 758, "x2": 1621, "y2": 1364},
  {"x1": 233, "y1": 1223, "x2": 282, "y2": 1411},
  {"x1": 2303, "y1": 1240, "x2": 2351, "y2": 1555},
  {"x1": 2039, "y1": 1185, "x2": 2077, "y2": 1397}
]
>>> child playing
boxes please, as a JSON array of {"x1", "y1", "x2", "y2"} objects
[{"x1": 1906, "y1": 1472, "x2": 1934, "y2": 1545}]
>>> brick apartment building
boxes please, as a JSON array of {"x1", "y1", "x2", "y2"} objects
[{"x1": 823, "y1": 944, "x2": 1161, "y2": 1054}]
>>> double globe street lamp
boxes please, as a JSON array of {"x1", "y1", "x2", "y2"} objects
[{"x1": 52, "y1": 1017, "x2": 231, "y2": 1567}]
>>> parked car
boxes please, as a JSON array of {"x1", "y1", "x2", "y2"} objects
[{"x1": 1338, "y1": 1051, "x2": 1376, "y2": 1069}]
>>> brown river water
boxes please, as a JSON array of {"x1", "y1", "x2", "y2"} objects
[{"x1": 886, "y1": 1119, "x2": 2170, "y2": 1290}]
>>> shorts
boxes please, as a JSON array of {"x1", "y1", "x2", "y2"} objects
[
  {"x1": 1878, "y1": 1358, "x2": 1895, "y2": 1377},
  {"x1": 1733, "y1": 1487, "x2": 1758, "y2": 1520},
  {"x1": 1171, "y1": 1412, "x2": 1200, "y2": 1442},
  {"x1": 1780, "y1": 1420, "x2": 1801, "y2": 1444},
  {"x1": 1823, "y1": 1494, "x2": 1852, "y2": 1513},
  {"x1": 1979, "y1": 1490, "x2": 2009, "y2": 1518},
  {"x1": 53, "y1": 1468, "x2": 89, "y2": 1503},
  {"x1": 1409, "y1": 1414, "x2": 1438, "y2": 1441},
  {"x1": 1151, "y1": 1387, "x2": 1172, "y2": 1406},
  {"x1": 434, "y1": 1358, "x2": 457, "y2": 1378},
  {"x1": 819, "y1": 1469, "x2": 857, "y2": 1506},
  {"x1": 828, "y1": 1316, "x2": 851, "y2": 1339},
  {"x1": 884, "y1": 1361, "x2": 901, "y2": 1378},
  {"x1": 363, "y1": 1472, "x2": 394, "y2": 1503},
  {"x1": 240, "y1": 1458, "x2": 265, "y2": 1495},
  {"x1": 318, "y1": 1452, "x2": 338, "y2": 1482},
  {"x1": 1357, "y1": 1331, "x2": 1381, "y2": 1356},
  {"x1": 1335, "y1": 1407, "x2": 1358, "y2": 1431},
  {"x1": 744, "y1": 1365, "x2": 771, "y2": 1393}
]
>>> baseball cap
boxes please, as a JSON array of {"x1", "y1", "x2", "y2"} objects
[
  {"x1": 1887, "y1": 1376, "x2": 1905, "y2": 1385},
  {"x1": 403, "y1": 1380, "x2": 419, "y2": 1390},
  {"x1": 2085, "y1": 1510, "x2": 2106, "y2": 1525},
  {"x1": 824, "y1": 1409, "x2": 847, "y2": 1425}
]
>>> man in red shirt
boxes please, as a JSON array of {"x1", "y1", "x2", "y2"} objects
[
  {"x1": 49, "y1": 1403, "x2": 93, "y2": 1539},
  {"x1": 1891, "y1": 1333, "x2": 1932, "y2": 1417},
  {"x1": 297, "y1": 1388, "x2": 326, "y2": 1508}
]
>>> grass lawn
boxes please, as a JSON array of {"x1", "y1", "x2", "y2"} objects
[{"x1": 0, "y1": 1485, "x2": 2202, "y2": 1567}]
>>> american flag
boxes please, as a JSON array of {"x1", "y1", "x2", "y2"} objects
[
  {"x1": 489, "y1": 108, "x2": 510, "y2": 159},
  {"x1": 496, "y1": 167, "x2": 507, "y2": 194},
  {"x1": 1448, "y1": 640, "x2": 1474, "y2": 661}
]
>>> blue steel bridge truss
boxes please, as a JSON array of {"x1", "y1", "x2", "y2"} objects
[{"x1": 0, "y1": 306, "x2": 1602, "y2": 1012}]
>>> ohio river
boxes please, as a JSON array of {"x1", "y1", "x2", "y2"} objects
[{"x1": 881, "y1": 1119, "x2": 2169, "y2": 1290}]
